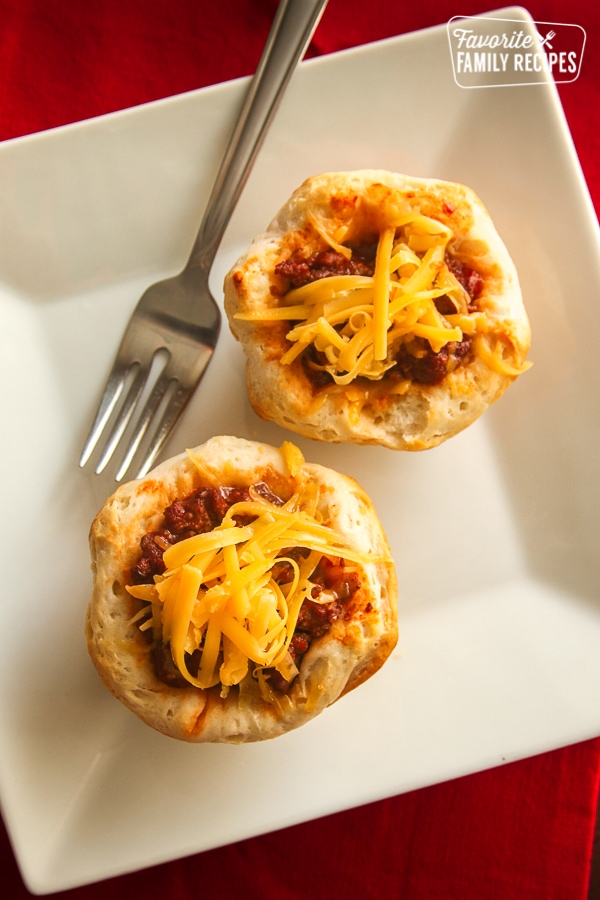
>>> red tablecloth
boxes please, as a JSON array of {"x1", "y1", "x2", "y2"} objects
[{"x1": 1, "y1": 2, "x2": 599, "y2": 897}]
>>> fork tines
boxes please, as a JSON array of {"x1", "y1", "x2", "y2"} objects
[{"x1": 79, "y1": 344, "x2": 212, "y2": 482}]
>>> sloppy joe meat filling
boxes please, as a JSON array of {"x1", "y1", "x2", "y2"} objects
[
  {"x1": 275, "y1": 243, "x2": 377, "y2": 287},
  {"x1": 274, "y1": 242, "x2": 484, "y2": 387},
  {"x1": 131, "y1": 484, "x2": 360, "y2": 692}
]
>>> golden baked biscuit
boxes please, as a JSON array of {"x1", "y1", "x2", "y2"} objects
[
  {"x1": 86, "y1": 436, "x2": 398, "y2": 742},
  {"x1": 225, "y1": 170, "x2": 531, "y2": 450}
]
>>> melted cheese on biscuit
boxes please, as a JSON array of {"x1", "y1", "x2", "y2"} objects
[
  {"x1": 127, "y1": 447, "x2": 388, "y2": 696},
  {"x1": 236, "y1": 212, "x2": 531, "y2": 383}
]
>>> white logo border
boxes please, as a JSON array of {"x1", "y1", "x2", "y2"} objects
[{"x1": 446, "y1": 16, "x2": 587, "y2": 89}]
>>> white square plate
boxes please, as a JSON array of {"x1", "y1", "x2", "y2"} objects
[{"x1": 1, "y1": 8, "x2": 599, "y2": 894}]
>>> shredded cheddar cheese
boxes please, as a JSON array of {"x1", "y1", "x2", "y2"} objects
[
  {"x1": 127, "y1": 448, "x2": 389, "y2": 697},
  {"x1": 235, "y1": 212, "x2": 531, "y2": 383}
]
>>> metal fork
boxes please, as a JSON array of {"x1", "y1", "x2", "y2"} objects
[{"x1": 79, "y1": 0, "x2": 328, "y2": 483}]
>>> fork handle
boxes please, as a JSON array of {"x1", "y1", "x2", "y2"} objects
[{"x1": 186, "y1": 0, "x2": 328, "y2": 272}]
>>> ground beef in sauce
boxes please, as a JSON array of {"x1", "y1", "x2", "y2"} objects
[
  {"x1": 275, "y1": 241, "x2": 484, "y2": 389},
  {"x1": 274, "y1": 244, "x2": 376, "y2": 288},
  {"x1": 130, "y1": 483, "x2": 282, "y2": 584},
  {"x1": 444, "y1": 253, "x2": 484, "y2": 309},
  {"x1": 130, "y1": 485, "x2": 360, "y2": 693},
  {"x1": 390, "y1": 336, "x2": 473, "y2": 386}
]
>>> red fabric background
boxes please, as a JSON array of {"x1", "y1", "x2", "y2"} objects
[
  {"x1": 0, "y1": 0, "x2": 598, "y2": 214},
  {"x1": 1, "y1": 1, "x2": 599, "y2": 897}
]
